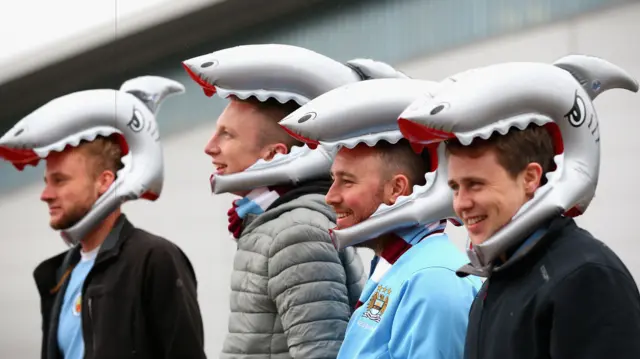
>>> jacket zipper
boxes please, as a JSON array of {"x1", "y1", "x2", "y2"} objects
[
  {"x1": 89, "y1": 297, "x2": 96, "y2": 350},
  {"x1": 476, "y1": 281, "x2": 489, "y2": 359}
]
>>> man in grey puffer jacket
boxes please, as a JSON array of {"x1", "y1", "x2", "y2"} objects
[{"x1": 207, "y1": 95, "x2": 366, "y2": 359}]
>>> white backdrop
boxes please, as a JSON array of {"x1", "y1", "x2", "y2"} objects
[{"x1": 1, "y1": 2, "x2": 639, "y2": 357}]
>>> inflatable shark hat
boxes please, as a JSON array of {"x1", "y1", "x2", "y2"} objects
[
  {"x1": 397, "y1": 54, "x2": 638, "y2": 276},
  {"x1": 181, "y1": 43, "x2": 409, "y2": 194},
  {"x1": 0, "y1": 76, "x2": 185, "y2": 246},
  {"x1": 278, "y1": 78, "x2": 463, "y2": 250}
]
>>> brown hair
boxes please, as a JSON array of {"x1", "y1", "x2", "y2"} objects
[
  {"x1": 374, "y1": 139, "x2": 431, "y2": 187},
  {"x1": 229, "y1": 96, "x2": 303, "y2": 150},
  {"x1": 77, "y1": 135, "x2": 124, "y2": 178},
  {"x1": 445, "y1": 124, "x2": 556, "y2": 183}
]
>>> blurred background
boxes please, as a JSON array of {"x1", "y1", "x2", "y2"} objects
[{"x1": 1, "y1": 0, "x2": 638, "y2": 357}]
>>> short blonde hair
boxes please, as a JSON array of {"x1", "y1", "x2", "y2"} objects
[
  {"x1": 77, "y1": 135, "x2": 124, "y2": 178},
  {"x1": 229, "y1": 96, "x2": 303, "y2": 150}
]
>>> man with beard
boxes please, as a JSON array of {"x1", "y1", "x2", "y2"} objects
[
  {"x1": 326, "y1": 141, "x2": 481, "y2": 359},
  {"x1": 278, "y1": 77, "x2": 482, "y2": 358},
  {"x1": 14, "y1": 78, "x2": 208, "y2": 359}
]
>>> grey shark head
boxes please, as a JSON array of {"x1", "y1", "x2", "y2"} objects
[
  {"x1": 0, "y1": 76, "x2": 185, "y2": 246},
  {"x1": 279, "y1": 78, "x2": 463, "y2": 250},
  {"x1": 182, "y1": 43, "x2": 408, "y2": 194},
  {"x1": 397, "y1": 54, "x2": 638, "y2": 276}
]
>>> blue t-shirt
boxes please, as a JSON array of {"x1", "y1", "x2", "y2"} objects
[{"x1": 57, "y1": 247, "x2": 99, "y2": 359}]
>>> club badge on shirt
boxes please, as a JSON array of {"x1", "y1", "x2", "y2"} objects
[
  {"x1": 363, "y1": 285, "x2": 391, "y2": 323},
  {"x1": 72, "y1": 293, "x2": 82, "y2": 317}
]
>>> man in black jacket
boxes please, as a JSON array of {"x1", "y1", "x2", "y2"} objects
[
  {"x1": 34, "y1": 135, "x2": 207, "y2": 359},
  {"x1": 445, "y1": 124, "x2": 640, "y2": 359},
  {"x1": 0, "y1": 76, "x2": 210, "y2": 359}
]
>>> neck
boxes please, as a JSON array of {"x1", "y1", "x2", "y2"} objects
[
  {"x1": 80, "y1": 208, "x2": 121, "y2": 253},
  {"x1": 367, "y1": 234, "x2": 394, "y2": 257}
]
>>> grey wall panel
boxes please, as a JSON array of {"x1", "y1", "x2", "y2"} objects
[{"x1": 0, "y1": 0, "x2": 632, "y2": 194}]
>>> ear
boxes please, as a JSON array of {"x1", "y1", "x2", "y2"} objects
[
  {"x1": 95, "y1": 170, "x2": 116, "y2": 196},
  {"x1": 384, "y1": 174, "x2": 412, "y2": 205},
  {"x1": 523, "y1": 162, "x2": 543, "y2": 196},
  {"x1": 262, "y1": 143, "x2": 289, "y2": 161}
]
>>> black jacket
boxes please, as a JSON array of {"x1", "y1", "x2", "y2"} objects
[
  {"x1": 463, "y1": 216, "x2": 640, "y2": 359},
  {"x1": 34, "y1": 214, "x2": 207, "y2": 359}
]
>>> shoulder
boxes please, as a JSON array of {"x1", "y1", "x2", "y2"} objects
[
  {"x1": 401, "y1": 266, "x2": 481, "y2": 305},
  {"x1": 402, "y1": 234, "x2": 472, "y2": 274},
  {"x1": 251, "y1": 194, "x2": 336, "y2": 245},
  {"x1": 545, "y1": 222, "x2": 635, "y2": 284},
  {"x1": 124, "y1": 226, "x2": 185, "y2": 255},
  {"x1": 121, "y1": 225, "x2": 195, "y2": 274}
]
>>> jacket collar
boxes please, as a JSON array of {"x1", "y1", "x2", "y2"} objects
[
  {"x1": 456, "y1": 215, "x2": 574, "y2": 278},
  {"x1": 34, "y1": 213, "x2": 134, "y2": 295},
  {"x1": 379, "y1": 220, "x2": 447, "y2": 264}
]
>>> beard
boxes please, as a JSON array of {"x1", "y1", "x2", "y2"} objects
[
  {"x1": 341, "y1": 185, "x2": 389, "y2": 250},
  {"x1": 50, "y1": 201, "x2": 93, "y2": 230}
]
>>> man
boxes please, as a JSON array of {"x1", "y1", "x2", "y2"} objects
[
  {"x1": 397, "y1": 56, "x2": 640, "y2": 358},
  {"x1": 278, "y1": 78, "x2": 482, "y2": 358},
  {"x1": 182, "y1": 44, "x2": 408, "y2": 358},
  {"x1": 0, "y1": 76, "x2": 207, "y2": 359}
]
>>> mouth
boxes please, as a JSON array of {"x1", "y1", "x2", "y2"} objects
[
  {"x1": 397, "y1": 118, "x2": 455, "y2": 144},
  {"x1": 0, "y1": 146, "x2": 41, "y2": 171},
  {"x1": 213, "y1": 163, "x2": 227, "y2": 174},
  {"x1": 464, "y1": 215, "x2": 487, "y2": 228},
  {"x1": 279, "y1": 124, "x2": 320, "y2": 149},
  {"x1": 334, "y1": 210, "x2": 354, "y2": 228},
  {"x1": 48, "y1": 206, "x2": 61, "y2": 214},
  {"x1": 182, "y1": 63, "x2": 217, "y2": 97}
]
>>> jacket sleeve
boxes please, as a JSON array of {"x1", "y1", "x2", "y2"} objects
[
  {"x1": 267, "y1": 223, "x2": 353, "y2": 359},
  {"x1": 389, "y1": 268, "x2": 476, "y2": 359},
  {"x1": 143, "y1": 242, "x2": 207, "y2": 359},
  {"x1": 550, "y1": 263, "x2": 640, "y2": 359}
]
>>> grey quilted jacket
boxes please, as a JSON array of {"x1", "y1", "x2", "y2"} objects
[{"x1": 221, "y1": 187, "x2": 367, "y2": 359}]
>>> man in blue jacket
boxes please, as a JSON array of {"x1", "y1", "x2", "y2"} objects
[
  {"x1": 278, "y1": 78, "x2": 482, "y2": 358},
  {"x1": 327, "y1": 141, "x2": 481, "y2": 359}
]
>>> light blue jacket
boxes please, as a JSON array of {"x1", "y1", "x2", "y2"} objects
[{"x1": 337, "y1": 225, "x2": 482, "y2": 359}]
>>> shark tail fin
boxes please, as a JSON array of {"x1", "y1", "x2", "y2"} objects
[
  {"x1": 120, "y1": 76, "x2": 186, "y2": 114},
  {"x1": 346, "y1": 58, "x2": 411, "y2": 80},
  {"x1": 553, "y1": 54, "x2": 639, "y2": 101}
]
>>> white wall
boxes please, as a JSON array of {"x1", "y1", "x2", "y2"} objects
[{"x1": 1, "y1": 2, "x2": 639, "y2": 357}]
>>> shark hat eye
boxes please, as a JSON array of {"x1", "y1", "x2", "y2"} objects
[
  {"x1": 298, "y1": 112, "x2": 317, "y2": 124},
  {"x1": 565, "y1": 93, "x2": 586, "y2": 128},
  {"x1": 14, "y1": 128, "x2": 24, "y2": 137},
  {"x1": 127, "y1": 108, "x2": 145, "y2": 133},
  {"x1": 430, "y1": 102, "x2": 450, "y2": 115},
  {"x1": 201, "y1": 60, "x2": 218, "y2": 68}
]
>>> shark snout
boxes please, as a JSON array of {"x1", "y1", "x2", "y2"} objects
[
  {"x1": 398, "y1": 117, "x2": 455, "y2": 145},
  {"x1": 182, "y1": 61, "x2": 217, "y2": 97},
  {"x1": 0, "y1": 126, "x2": 28, "y2": 148}
]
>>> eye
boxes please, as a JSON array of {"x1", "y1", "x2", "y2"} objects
[
  {"x1": 297, "y1": 112, "x2": 317, "y2": 124},
  {"x1": 430, "y1": 102, "x2": 450, "y2": 115},
  {"x1": 469, "y1": 181, "x2": 483, "y2": 190},
  {"x1": 565, "y1": 93, "x2": 586, "y2": 128},
  {"x1": 127, "y1": 108, "x2": 145, "y2": 133}
]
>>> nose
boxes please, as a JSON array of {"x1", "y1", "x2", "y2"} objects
[
  {"x1": 40, "y1": 184, "x2": 55, "y2": 203},
  {"x1": 453, "y1": 188, "x2": 473, "y2": 217},
  {"x1": 325, "y1": 182, "x2": 341, "y2": 207},
  {"x1": 204, "y1": 134, "x2": 220, "y2": 157}
]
